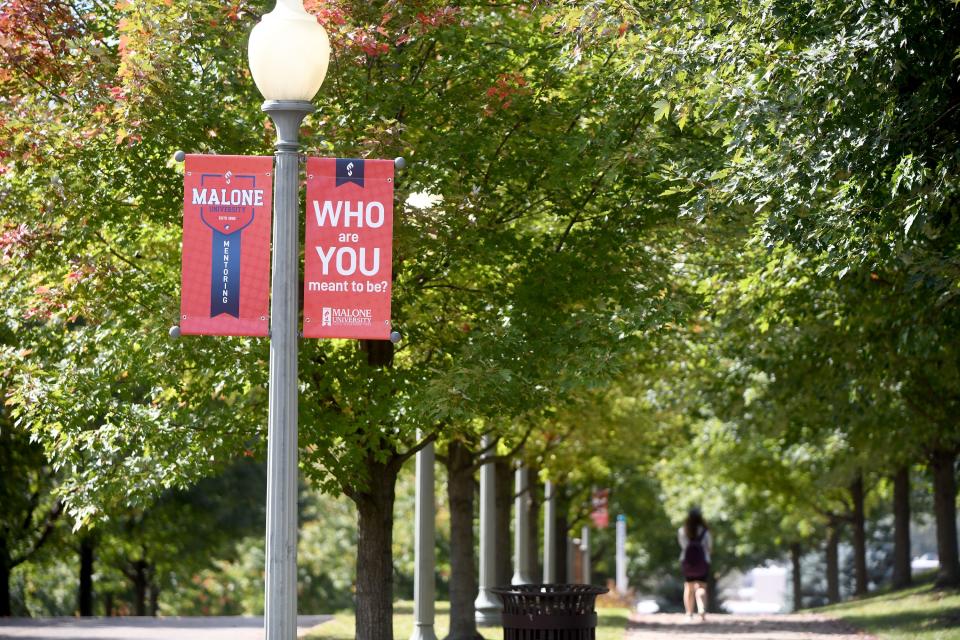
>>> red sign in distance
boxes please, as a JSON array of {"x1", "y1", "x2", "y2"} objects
[
  {"x1": 180, "y1": 154, "x2": 273, "y2": 337},
  {"x1": 590, "y1": 488, "x2": 611, "y2": 529},
  {"x1": 303, "y1": 157, "x2": 394, "y2": 339}
]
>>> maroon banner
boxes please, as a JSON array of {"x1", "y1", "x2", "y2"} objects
[
  {"x1": 303, "y1": 157, "x2": 394, "y2": 339},
  {"x1": 180, "y1": 154, "x2": 273, "y2": 337},
  {"x1": 591, "y1": 488, "x2": 610, "y2": 529}
]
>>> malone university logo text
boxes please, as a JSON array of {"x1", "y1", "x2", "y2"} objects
[{"x1": 321, "y1": 307, "x2": 372, "y2": 327}]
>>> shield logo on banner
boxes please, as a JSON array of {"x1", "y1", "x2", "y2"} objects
[
  {"x1": 197, "y1": 172, "x2": 259, "y2": 234},
  {"x1": 197, "y1": 173, "x2": 259, "y2": 318}
]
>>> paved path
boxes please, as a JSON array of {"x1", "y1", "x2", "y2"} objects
[
  {"x1": 0, "y1": 615, "x2": 333, "y2": 640},
  {"x1": 627, "y1": 613, "x2": 871, "y2": 640}
]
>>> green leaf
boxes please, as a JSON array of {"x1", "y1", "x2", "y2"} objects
[
  {"x1": 904, "y1": 211, "x2": 919, "y2": 237},
  {"x1": 653, "y1": 99, "x2": 671, "y2": 122}
]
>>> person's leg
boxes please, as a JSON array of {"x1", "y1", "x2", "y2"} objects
[
  {"x1": 683, "y1": 581, "x2": 695, "y2": 616},
  {"x1": 695, "y1": 580, "x2": 708, "y2": 619}
]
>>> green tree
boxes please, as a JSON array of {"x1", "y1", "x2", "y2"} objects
[
  {"x1": 1, "y1": 2, "x2": 680, "y2": 637},
  {"x1": 555, "y1": 0, "x2": 960, "y2": 588},
  {"x1": 0, "y1": 424, "x2": 63, "y2": 616}
]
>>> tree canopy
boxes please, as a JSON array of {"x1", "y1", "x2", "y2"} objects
[{"x1": 2, "y1": 0, "x2": 959, "y2": 630}]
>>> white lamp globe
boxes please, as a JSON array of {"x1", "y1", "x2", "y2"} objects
[{"x1": 248, "y1": 0, "x2": 330, "y2": 101}]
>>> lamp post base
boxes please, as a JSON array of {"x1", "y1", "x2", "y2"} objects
[
  {"x1": 511, "y1": 572, "x2": 534, "y2": 585},
  {"x1": 474, "y1": 589, "x2": 502, "y2": 627},
  {"x1": 409, "y1": 623, "x2": 439, "y2": 640}
]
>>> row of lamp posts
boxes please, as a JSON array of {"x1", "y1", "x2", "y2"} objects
[{"x1": 410, "y1": 448, "x2": 613, "y2": 638}]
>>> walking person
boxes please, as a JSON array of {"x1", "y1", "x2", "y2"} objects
[{"x1": 678, "y1": 507, "x2": 712, "y2": 622}]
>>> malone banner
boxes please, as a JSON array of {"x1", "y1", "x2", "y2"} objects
[
  {"x1": 180, "y1": 154, "x2": 273, "y2": 336},
  {"x1": 303, "y1": 157, "x2": 394, "y2": 340}
]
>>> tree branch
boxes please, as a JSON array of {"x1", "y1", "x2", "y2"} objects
[
  {"x1": 10, "y1": 499, "x2": 63, "y2": 568},
  {"x1": 394, "y1": 426, "x2": 443, "y2": 468},
  {"x1": 470, "y1": 423, "x2": 536, "y2": 472}
]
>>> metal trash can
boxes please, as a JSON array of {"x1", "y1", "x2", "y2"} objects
[{"x1": 491, "y1": 584, "x2": 609, "y2": 640}]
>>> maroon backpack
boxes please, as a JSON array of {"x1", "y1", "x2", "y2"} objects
[{"x1": 681, "y1": 528, "x2": 708, "y2": 578}]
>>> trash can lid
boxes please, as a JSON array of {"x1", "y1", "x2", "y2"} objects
[{"x1": 491, "y1": 583, "x2": 609, "y2": 597}]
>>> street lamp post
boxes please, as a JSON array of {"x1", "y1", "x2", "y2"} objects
[
  {"x1": 247, "y1": 3, "x2": 329, "y2": 639},
  {"x1": 410, "y1": 431, "x2": 438, "y2": 640},
  {"x1": 475, "y1": 435, "x2": 502, "y2": 626},
  {"x1": 511, "y1": 464, "x2": 532, "y2": 585},
  {"x1": 581, "y1": 525, "x2": 590, "y2": 585},
  {"x1": 615, "y1": 514, "x2": 628, "y2": 594}
]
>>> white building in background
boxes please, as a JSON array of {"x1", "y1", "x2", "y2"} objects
[
  {"x1": 912, "y1": 553, "x2": 939, "y2": 572},
  {"x1": 723, "y1": 565, "x2": 788, "y2": 614}
]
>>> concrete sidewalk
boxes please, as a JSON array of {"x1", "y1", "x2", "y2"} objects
[
  {"x1": 627, "y1": 613, "x2": 870, "y2": 640},
  {"x1": 0, "y1": 615, "x2": 333, "y2": 639}
]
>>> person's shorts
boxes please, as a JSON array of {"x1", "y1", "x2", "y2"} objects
[{"x1": 683, "y1": 565, "x2": 710, "y2": 583}]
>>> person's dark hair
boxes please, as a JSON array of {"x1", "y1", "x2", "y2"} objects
[{"x1": 685, "y1": 508, "x2": 707, "y2": 540}]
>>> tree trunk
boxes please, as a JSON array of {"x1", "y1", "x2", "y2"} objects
[
  {"x1": 790, "y1": 543, "x2": 803, "y2": 611},
  {"x1": 79, "y1": 534, "x2": 95, "y2": 616},
  {"x1": 149, "y1": 581, "x2": 159, "y2": 617},
  {"x1": 554, "y1": 490, "x2": 570, "y2": 583},
  {"x1": 850, "y1": 473, "x2": 868, "y2": 596},
  {"x1": 707, "y1": 571, "x2": 720, "y2": 613},
  {"x1": 931, "y1": 448, "x2": 960, "y2": 588},
  {"x1": 825, "y1": 523, "x2": 841, "y2": 604},
  {"x1": 892, "y1": 466, "x2": 912, "y2": 590},
  {"x1": 354, "y1": 458, "x2": 399, "y2": 640},
  {"x1": 556, "y1": 512, "x2": 569, "y2": 583},
  {"x1": 132, "y1": 559, "x2": 149, "y2": 616},
  {"x1": 0, "y1": 537, "x2": 11, "y2": 617},
  {"x1": 351, "y1": 339, "x2": 400, "y2": 638},
  {"x1": 494, "y1": 459, "x2": 512, "y2": 588},
  {"x1": 445, "y1": 440, "x2": 482, "y2": 640}
]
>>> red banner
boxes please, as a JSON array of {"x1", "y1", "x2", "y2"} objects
[
  {"x1": 303, "y1": 157, "x2": 394, "y2": 340},
  {"x1": 591, "y1": 488, "x2": 610, "y2": 529},
  {"x1": 180, "y1": 154, "x2": 273, "y2": 337}
]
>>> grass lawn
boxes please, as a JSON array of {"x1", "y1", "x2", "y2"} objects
[
  {"x1": 817, "y1": 573, "x2": 960, "y2": 640},
  {"x1": 305, "y1": 601, "x2": 630, "y2": 640}
]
